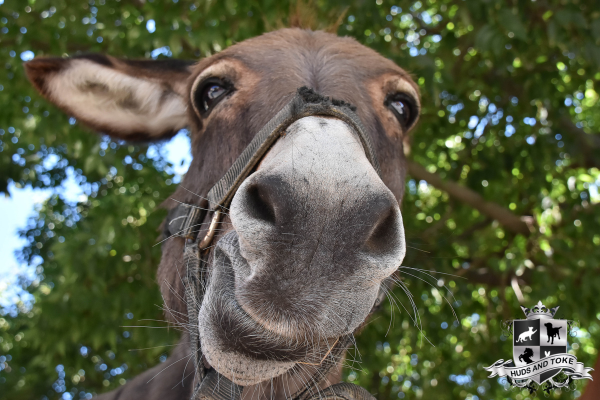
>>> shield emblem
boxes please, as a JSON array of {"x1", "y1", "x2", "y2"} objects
[{"x1": 513, "y1": 316, "x2": 568, "y2": 384}]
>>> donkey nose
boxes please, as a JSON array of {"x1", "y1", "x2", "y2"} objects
[
  {"x1": 237, "y1": 175, "x2": 283, "y2": 228},
  {"x1": 361, "y1": 193, "x2": 403, "y2": 255},
  {"x1": 228, "y1": 116, "x2": 405, "y2": 337},
  {"x1": 234, "y1": 171, "x2": 402, "y2": 258},
  {"x1": 229, "y1": 116, "x2": 405, "y2": 279}
]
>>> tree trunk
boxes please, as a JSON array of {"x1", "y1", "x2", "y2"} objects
[{"x1": 580, "y1": 354, "x2": 600, "y2": 400}]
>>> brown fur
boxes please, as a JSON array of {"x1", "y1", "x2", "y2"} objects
[
  {"x1": 26, "y1": 29, "x2": 420, "y2": 399},
  {"x1": 161, "y1": 30, "x2": 419, "y2": 325}
]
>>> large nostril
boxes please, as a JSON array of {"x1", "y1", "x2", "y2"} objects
[
  {"x1": 244, "y1": 182, "x2": 277, "y2": 225},
  {"x1": 363, "y1": 198, "x2": 402, "y2": 255}
]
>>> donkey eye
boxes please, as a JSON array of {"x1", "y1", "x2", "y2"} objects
[
  {"x1": 192, "y1": 78, "x2": 232, "y2": 115},
  {"x1": 385, "y1": 93, "x2": 417, "y2": 129},
  {"x1": 202, "y1": 85, "x2": 227, "y2": 111},
  {"x1": 390, "y1": 99, "x2": 410, "y2": 122}
]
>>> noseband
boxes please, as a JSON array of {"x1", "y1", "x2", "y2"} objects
[{"x1": 165, "y1": 87, "x2": 384, "y2": 400}]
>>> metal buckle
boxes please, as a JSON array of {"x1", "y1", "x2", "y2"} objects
[{"x1": 198, "y1": 210, "x2": 221, "y2": 250}]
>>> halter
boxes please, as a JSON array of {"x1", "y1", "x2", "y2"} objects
[{"x1": 165, "y1": 88, "x2": 384, "y2": 400}]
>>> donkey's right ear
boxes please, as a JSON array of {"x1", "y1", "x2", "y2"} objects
[{"x1": 25, "y1": 54, "x2": 195, "y2": 140}]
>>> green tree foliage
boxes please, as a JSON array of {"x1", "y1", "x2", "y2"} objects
[{"x1": 1, "y1": 1, "x2": 599, "y2": 399}]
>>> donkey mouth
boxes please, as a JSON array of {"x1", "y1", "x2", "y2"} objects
[{"x1": 198, "y1": 231, "x2": 338, "y2": 385}]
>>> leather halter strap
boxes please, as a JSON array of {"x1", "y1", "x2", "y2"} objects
[
  {"x1": 206, "y1": 86, "x2": 381, "y2": 213},
  {"x1": 164, "y1": 88, "x2": 383, "y2": 400}
]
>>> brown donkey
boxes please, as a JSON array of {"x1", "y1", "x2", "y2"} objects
[{"x1": 25, "y1": 28, "x2": 421, "y2": 400}]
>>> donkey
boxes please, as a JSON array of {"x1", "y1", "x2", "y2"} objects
[{"x1": 25, "y1": 28, "x2": 420, "y2": 400}]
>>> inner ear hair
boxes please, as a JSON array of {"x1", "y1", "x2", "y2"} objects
[{"x1": 25, "y1": 54, "x2": 196, "y2": 141}]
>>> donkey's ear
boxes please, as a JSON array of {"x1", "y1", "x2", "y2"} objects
[{"x1": 25, "y1": 54, "x2": 195, "y2": 140}]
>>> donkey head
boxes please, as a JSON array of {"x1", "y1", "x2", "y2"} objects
[{"x1": 26, "y1": 29, "x2": 420, "y2": 387}]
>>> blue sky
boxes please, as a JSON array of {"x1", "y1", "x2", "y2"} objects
[{"x1": 0, "y1": 130, "x2": 192, "y2": 308}]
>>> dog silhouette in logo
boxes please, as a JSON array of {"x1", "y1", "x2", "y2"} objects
[
  {"x1": 516, "y1": 327, "x2": 537, "y2": 343},
  {"x1": 545, "y1": 323, "x2": 562, "y2": 344},
  {"x1": 519, "y1": 348, "x2": 535, "y2": 364}
]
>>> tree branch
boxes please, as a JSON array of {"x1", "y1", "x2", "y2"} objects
[
  {"x1": 559, "y1": 115, "x2": 600, "y2": 148},
  {"x1": 460, "y1": 268, "x2": 531, "y2": 287},
  {"x1": 406, "y1": 160, "x2": 534, "y2": 236},
  {"x1": 558, "y1": 114, "x2": 600, "y2": 169}
]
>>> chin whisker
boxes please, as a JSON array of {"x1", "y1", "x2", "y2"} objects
[{"x1": 146, "y1": 352, "x2": 193, "y2": 384}]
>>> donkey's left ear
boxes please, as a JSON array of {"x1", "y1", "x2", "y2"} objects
[{"x1": 25, "y1": 54, "x2": 195, "y2": 140}]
